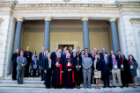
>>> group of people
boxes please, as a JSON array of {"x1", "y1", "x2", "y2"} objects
[{"x1": 12, "y1": 46, "x2": 138, "y2": 89}]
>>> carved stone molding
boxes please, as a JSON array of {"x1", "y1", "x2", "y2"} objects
[
  {"x1": 63, "y1": 0, "x2": 71, "y2": 2},
  {"x1": 131, "y1": 18, "x2": 140, "y2": 24},
  {"x1": 118, "y1": 1, "x2": 140, "y2": 6},
  {"x1": 15, "y1": 3, "x2": 118, "y2": 8}
]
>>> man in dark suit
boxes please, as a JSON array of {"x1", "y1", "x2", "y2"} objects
[
  {"x1": 12, "y1": 49, "x2": 20, "y2": 80},
  {"x1": 81, "y1": 50, "x2": 85, "y2": 58},
  {"x1": 39, "y1": 47, "x2": 46, "y2": 80},
  {"x1": 51, "y1": 47, "x2": 58, "y2": 62},
  {"x1": 69, "y1": 47, "x2": 73, "y2": 55},
  {"x1": 85, "y1": 48, "x2": 92, "y2": 58},
  {"x1": 110, "y1": 55, "x2": 123, "y2": 88},
  {"x1": 109, "y1": 50, "x2": 116, "y2": 62},
  {"x1": 100, "y1": 48, "x2": 107, "y2": 59},
  {"x1": 77, "y1": 47, "x2": 81, "y2": 54},
  {"x1": 71, "y1": 49, "x2": 76, "y2": 59},
  {"x1": 116, "y1": 50, "x2": 121, "y2": 60},
  {"x1": 24, "y1": 46, "x2": 32, "y2": 77},
  {"x1": 101, "y1": 54, "x2": 111, "y2": 88},
  {"x1": 61, "y1": 47, "x2": 66, "y2": 59},
  {"x1": 31, "y1": 56, "x2": 39, "y2": 77}
]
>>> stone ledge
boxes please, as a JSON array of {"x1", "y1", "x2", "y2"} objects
[
  {"x1": 0, "y1": 1, "x2": 15, "y2": 7},
  {"x1": 15, "y1": 3, "x2": 118, "y2": 7}
]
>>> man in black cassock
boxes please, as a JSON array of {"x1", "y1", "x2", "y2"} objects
[
  {"x1": 52, "y1": 52, "x2": 63, "y2": 88},
  {"x1": 24, "y1": 46, "x2": 32, "y2": 77},
  {"x1": 64, "y1": 53, "x2": 75, "y2": 88}
]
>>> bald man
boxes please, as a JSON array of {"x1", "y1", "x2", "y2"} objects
[{"x1": 24, "y1": 46, "x2": 32, "y2": 77}]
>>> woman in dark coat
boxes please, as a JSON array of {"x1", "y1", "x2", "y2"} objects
[
  {"x1": 93, "y1": 54, "x2": 101, "y2": 89},
  {"x1": 74, "y1": 52, "x2": 82, "y2": 89},
  {"x1": 52, "y1": 52, "x2": 63, "y2": 88},
  {"x1": 128, "y1": 54, "x2": 138, "y2": 88},
  {"x1": 120, "y1": 55, "x2": 133, "y2": 87},
  {"x1": 64, "y1": 53, "x2": 75, "y2": 88}
]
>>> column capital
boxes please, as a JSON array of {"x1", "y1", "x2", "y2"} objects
[
  {"x1": 81, "y1": 17, "x2": 90, "y2": 21},
  {"x1": 44, "y1": 17, "x2": 52, "y2": 21},
  {"x1": 15, "y1": 17, "x2": 24, "y2": 22},
  {"x1": 108, "y1": 17, "x2": 117, "y2": 22},
  {"x1": 0, "y1": 18, "x2": 3, "y2": 23}
]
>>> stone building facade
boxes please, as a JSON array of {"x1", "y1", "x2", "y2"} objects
[{"x1": 0, "y1": 0, "x2": 140, "y2": 79}]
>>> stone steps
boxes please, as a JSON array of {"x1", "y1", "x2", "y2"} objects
[
  {"x1": 0, "y1": 80, "x2": 139, "y2": 88},
  {"x1": 0, "y1": 76, "x2": 140, "y2": 92},
  {"x1": 0, "y1": 86, "x2": 140, "y2": 92},
  {"x1": 3, "y1": 77, "x2": 41, "y2": 80}
]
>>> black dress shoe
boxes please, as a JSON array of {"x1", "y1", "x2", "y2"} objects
[
  {"x1": 120, "y1": 86, "x2": 123, "y2": 88},
  {"x1": 113, "y1": 86, "x2": 116, "y2": 88},
  {"x1": 108, "y1": 86, "x2": 112, "y2": 88},
  {"x1": 103, "y1": 86, "x2": 106, "y2": 88},
  {"x1": 46, "y1": 86, "x2": 51, "y2": 88}
]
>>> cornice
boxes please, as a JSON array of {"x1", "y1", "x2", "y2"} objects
[{"x1": 14, "y1": 3, "x2": 118, "y2": 8}]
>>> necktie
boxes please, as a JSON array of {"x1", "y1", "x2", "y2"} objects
[
  {"x1": 105, "y1": 59, "x2": 107, "y2": 64},
  {"x1": 114, "y1": 60, "x2": 116, "y2": 69},
  {"x1": 43, "y1": 52, "x2": 44, "y2": 56}
]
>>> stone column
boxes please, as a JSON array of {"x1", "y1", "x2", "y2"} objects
[
  {"x1": 13, "y1": 17, "x2": 23, "y2": 52},
  {"x1": 6, "y1": 17, "x2": 16, "y2": 75},
  {"x1": 81, "y1": 17, "x2": 90, "y2": 53},
  {"x1": 109, "y1": 18, "x2": 120, "y2": 55},
  {"x1": 44, "y1": 17, "x2": 52, "y2": 52}
]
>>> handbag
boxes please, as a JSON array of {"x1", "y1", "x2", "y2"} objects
[{"x1": 94, "y1": 71, "x2": 101, "y2": 78}]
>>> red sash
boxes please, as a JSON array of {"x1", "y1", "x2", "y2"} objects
[
  {"x1": 56, "y1": 64, "x2": 62, "y2": 85},
  {"x1": 27, "y1": 51, "x2": 30, "y2": 56},
  {"x1": 121, "y1": 59, "x2": 124, "y2": 64},
  {"x1": 56, "y1": 57, "x2": 62, "y2": 85},
  {"x1": 66, "y1": 63, "x2": 75, "y2": 83}
]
